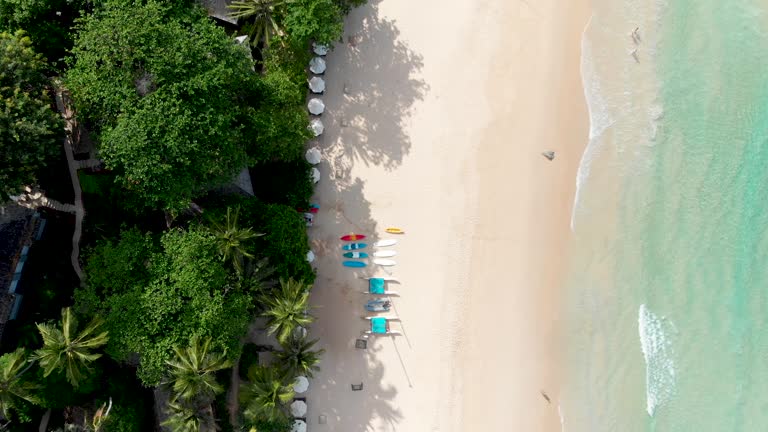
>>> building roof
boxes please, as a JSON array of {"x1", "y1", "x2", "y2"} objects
[{"x1": 199, "y1": 0, "x2": 239, "y2": 25}]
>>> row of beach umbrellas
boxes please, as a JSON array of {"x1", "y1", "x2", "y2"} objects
[{"x1": 290, "y1": 43, "x2": 333, "y2": 432}]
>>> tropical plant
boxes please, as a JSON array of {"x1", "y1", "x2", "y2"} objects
[
  {"x1": 256, "y1": 204, "x2": 315, "y2": 283},
  {"x1": 275, "y1": 335, "x2": 323, "y2": 379},
  {"x1": 0, "y1": 348, "x2": 38, "y2": 421},
  {"x1": 228, "y1": 0, "x2": 291, "y2": 48},
  {"x1": 210, "y1": 206, "x2": 262, "y2": 275},
  {"x1": 33, "y1": 308, "x2": 108, "y2": 388},
  {"x1": 161, "y1": 401, "x2": 217, "y2": 432},
  {"x1": 0, "y1": 30, "x2": 62, "y2": 201},
  {"x1": 282, "y1": 0, "x2": 343, "y2": 46},
  {"x1": 165, "y1": 336, "x2": 233, "y2": 403},
  {"x1": 239, "y1": 366, "x2": 293, "y2": 424},
  {"x1": 261, "y1": 278, "x2": 313, "y2": 344},
  {"x1": 66, "y1": 0, "x2": 258, "y2": 210},
  {"x1": 78, "y1": 228, "x2": 251, "y2": 386}
]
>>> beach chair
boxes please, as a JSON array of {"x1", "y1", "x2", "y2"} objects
[
  {"x1": 361, "y1": 277, "x2": 399, "y2": 296},
  {"x1": 365, "y1": 316, "x2": 401, "y2": 336}
]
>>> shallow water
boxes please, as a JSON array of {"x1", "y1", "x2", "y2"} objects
[{"x1": 563, "y1": 0, "x2": 768, "y2": 430}]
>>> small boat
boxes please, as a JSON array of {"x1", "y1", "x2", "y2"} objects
[
  {"x1": 340, "y1": 233, "x2": 366, "y2": 241},
  {"x1": 385, "y1": 227, "x2": 405, "y2": 234},
  {"x1": 343, "y1": 252, "x2": 368, "y2": 259},
  {"x1": 373, "y1": 250, "x2": 396, "y2": 258},
  {"x1": 373, "y1": 239, "x2": 397, "y2": 248},
  {"x1": 373, "y1": 258, "x2": 396, "y2": 267},
  {"x1": 343, "y1": 261, "x2": 366, "y2": 268},
  {"x1": 342, "y1": 243, "x2": 367, "y2": 250},
  {"x1": 365, "y1": 298, "x2": 392, "y2": 312}
]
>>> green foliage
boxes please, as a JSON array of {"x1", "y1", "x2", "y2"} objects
[
  {"x1": 33, "y1": 308, "x2": 109, "y2": 388},
  {"x1": 261, "y1": 278, "x2": 312, "y2": 344},
  {"x1": 162, "y1": 400, "x2": 217, "y2": 432},
  {"x1": 79, "y1": 228, "x2": 252, "y2": 386},
  {"x1": 165, "y1": 336, "x2": 232, "y2": 403},
  {"x1": 238, "y1": 344, "x2": 261, "y2": 380},
  {"x1": 334, "y1": 0, "x2": 365, "y2": 14},
  {"x1": 283, "y1": 0, "x2": 343, "y2": 46},
  {"x1": 0, "y1": 0, "x2": 83, "y2": 65},
  {"x1": 227, "y1": 0, "x2": 290, "y2": 48},
  {"x1": 81, "y1": 227, "x2": 155, "y2": 299},
  {"x1": 0, "y1": 30, "x2": 62, "y2": 201},
  {"x1": 239, "y1": 366, "x2": 293, "y2": 424},
  {"x1": 256, "y1": 204, "x2": 314, "y2": 283},
  {"x1": 247, "y1": 69, "x2": 312, "y2": 163},
  {"x1": 98, "y1": 374, "x2": 151, "y2": 432},
  {"x1": 209, "y1": 206, "x2": 262, "y2": 275},
  {"x1": 66, "y1": 1, "x2": 258, "y2": 209},
  {"x1": 0, "y1": 348, "x2": 38, "y2": 422},
  {"x1": 248, "y1": 418, "x2": 292, "y2": 432},
  {"x1": 275, "y1": 335, "x2": 323, "y2": 379}
]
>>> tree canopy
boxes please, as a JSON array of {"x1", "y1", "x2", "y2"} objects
[
  {"x1": 66, "y1": 1, "x2": 258, "y2": 209},
  {"x1": 78, "y1": 228, "x2": 252, "y2": 385},
  {"x1": 0, "y1": 30, "x2": 62, "y2": 200}
]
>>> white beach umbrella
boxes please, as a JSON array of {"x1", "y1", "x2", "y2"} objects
[
  {"x1": 307, "y1": 98, "x2": 325, "y2": 115},
  {"x1": 305, "y1": 147, "x2": 322, "y2": 164},
  {"x1": 308, "y1": 119, "x2": 324, "y2": 137},
  {"x1": 308, "y1": 76, "x2": 325, "y2": 94},
  {"x1": 312, "y1": 42, "x2": 329, "y2": 56},
  {"x1": 291, "y1": 420, "x2": 307, "y2": 432},
  {"x1": 309, "y1": 57, "x2": 326, "y2": 74},
  {"x1": 306, "y1": 250, "x2": 315, "y2": 263},
  {"x1": 310, "y1": 167, "x2": 321, "y2": 184},
  {"x1": 290, "y1": 400, "x2": 308, "y2": 417},
  {"x1": 293, "y1": 376, "x2": 309, "y2": 394}
]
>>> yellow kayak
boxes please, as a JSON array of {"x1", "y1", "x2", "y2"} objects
[{"x1": 385, "y1": 227, "x2": 405, "y2": 234}]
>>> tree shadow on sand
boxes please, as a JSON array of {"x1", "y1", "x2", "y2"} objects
[{"x1": 316, "y1": 0, "x2": 427, "y2": 175}]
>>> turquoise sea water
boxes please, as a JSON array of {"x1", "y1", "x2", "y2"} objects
[{"x1": 563, "y1": 0, "x2": 768, "y2": 430}]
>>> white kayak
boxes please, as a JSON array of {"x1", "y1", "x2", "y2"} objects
[
  {"x1": 373, "y1": 250, "x2": 397, "y2": 258},
  {"x1": 374, "y1": 239, "x2": 397, "y2": 247},
  {"x1": 373, "y1": 259, "x2": 396, "y2": 266}
]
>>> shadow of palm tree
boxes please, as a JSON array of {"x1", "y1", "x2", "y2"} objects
[{"x1": 302, "y1": 1, "x2": 426, "y2": 430}]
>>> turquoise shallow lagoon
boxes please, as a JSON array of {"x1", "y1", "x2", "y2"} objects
[{"x1": 562, "y1": 0, "x2": 768, "y2": 430}]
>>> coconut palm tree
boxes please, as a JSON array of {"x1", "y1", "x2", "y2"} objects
[
  {"x1": 261, "y1": 278, "x2": 313, "y2": 344},
  {"x1": 275, "y1": 335, "x2": 324, "y2": 379},
  {"x1": 165, "y1": 336, "x2": 232, "y2": 403},
  {"x1": 227, "y1": 0, "x2": 292, "y2": 48},
  {"x1": 33, "y1": 308, "x2": 108, "y2": 388},
  {"x1": 210, "y1": 206, "x2": 262, "y2": 275},
  {"x1": 239, "y1": 366, "x2": 293, "y2": 424},
  {"x1": 161, "y1": 401, "x2": 217, "y2": 432},
  {"x1": 0, "y1": 348, "x2": 38, "y2": 421}
]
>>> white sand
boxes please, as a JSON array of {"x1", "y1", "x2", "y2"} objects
[{"x1": 306, "y1": 0, "x2": 591, "y2": 430}]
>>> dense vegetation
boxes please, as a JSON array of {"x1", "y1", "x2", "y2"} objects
[{"x1": 0, "y1": 0, "x2": 361, "y2": 429}]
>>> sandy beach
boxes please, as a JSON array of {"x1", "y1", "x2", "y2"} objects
[{"x1": 306, "y1": 0, "x2": 591, "y2": 430}]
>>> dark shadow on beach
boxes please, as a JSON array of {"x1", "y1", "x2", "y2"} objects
[{"x1": 303, "y1": 2, "x2": 426, "y2": 428}]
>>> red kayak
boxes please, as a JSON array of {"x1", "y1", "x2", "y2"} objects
[{"x1": 340, "y1": 234, "x2": 366, "y2": 241}]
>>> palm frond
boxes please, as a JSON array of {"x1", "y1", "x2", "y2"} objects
[{"x1": 165, "y1": 336, "x2": 232, "y2": 403}]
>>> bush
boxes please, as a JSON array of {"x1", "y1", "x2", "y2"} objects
[{"x1": 255, "y1": 204, "x2": 314, "y2": 284}]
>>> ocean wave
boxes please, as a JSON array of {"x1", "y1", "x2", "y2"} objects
[
  {"x1": 638, "y1": 304, "x2": 676, "y2": 416},
  {"x1": 571, "y1": 14, "x2": 615, "y2": 232}
]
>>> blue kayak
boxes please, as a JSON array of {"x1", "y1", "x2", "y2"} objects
[
  {"x1": 343, "y1": 252, "x2": 368, "y2": 258},
  {"x1": 342, "y1": 242, "x2": 367, "y2": 250},
  {"x1": 343, "y1": 261, "x2": 366, "y2": 268}
]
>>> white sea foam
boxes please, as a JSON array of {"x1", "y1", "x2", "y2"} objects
[
  {"x1": 638, "y1": 304, "x2": 676, "y2": 416},
  {"x1": 571, "y1": 14, "x2": 616, "y2": 232},
  {"x1": 558, "y1": 403, "x2": 566, "y2": 432}
]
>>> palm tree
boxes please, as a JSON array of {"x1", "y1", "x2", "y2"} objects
[
  {"x1": 239, "y1": 366, "x2": 294, "y2": 424},
  {"x1": 261, "y1": 278, "x2": 313, "y2": 344},
  {"x1": 0, "y1": 348, "x2": 38, "y2": 421},
  {"x1": 161, "y1": 401, "x2": 217, "y2": 432},
  {"x1": 227, "y1": 0, "x2": 291, "y2": 48},
  {"x1": 275, "y1": 335, "x2": 324, "y2": 379},
  {"x1": 165, "y1": 336, "x2": 232, "y2": 403},
  {"x1": 210, "y1": 206, "x2": 262, "y2": 275},
  {"x1": 33, "y1": 308, "x2": 108, "y2": 388}
]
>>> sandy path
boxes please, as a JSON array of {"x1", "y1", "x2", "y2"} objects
[{"x1": 306, "y1": 0, "x2": 590, "y2": 430}]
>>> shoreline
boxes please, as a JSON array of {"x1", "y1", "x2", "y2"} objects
[{"x1": 306, "y1": 0, "x2": 591, "y2": 430}]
